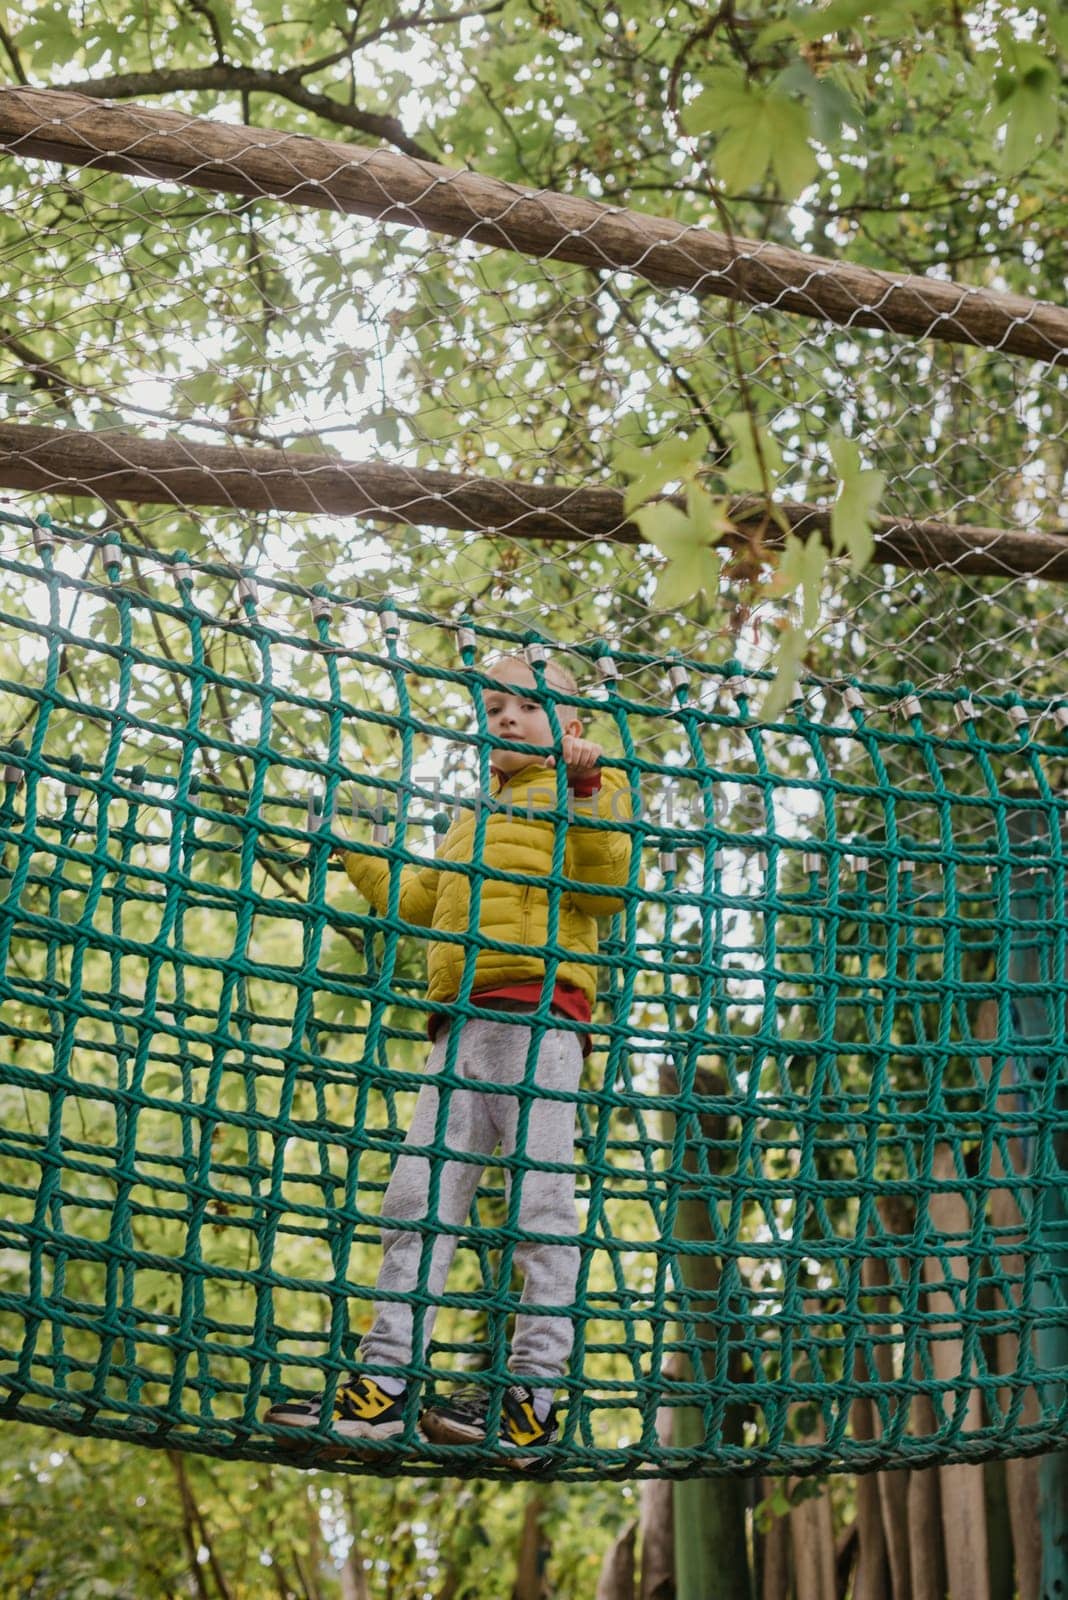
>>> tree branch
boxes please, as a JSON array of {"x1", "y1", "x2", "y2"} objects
[
  {"x1": 167, "y1": 1452, "x2": 215, "y2": 1600},
  {"x1": 352, "y1": 0, "x2": 506, "y2": 53},
  {"x1": 58, "y1": 67, "x2": 436, "y2": 161},
  {"x1": 181, "y1": 0, "x2": 227, "y2": 65},
  {"x1": 0, "y1": 19, "x2": 29, "y2": 84},
  {"x1": 599, "y1": 277, "x2": 731, "y2": 459},
  {"x1": 0, "y1": 328, "x2": 75, "y2": 408}
]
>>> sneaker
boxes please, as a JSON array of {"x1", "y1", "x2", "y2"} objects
[
  {"x1": 264, "y1": 1375, "x2": 408, "y2": 1440},
  {"x1": 421, "y1": 1382, "x2": 557, "y2": 1464}
]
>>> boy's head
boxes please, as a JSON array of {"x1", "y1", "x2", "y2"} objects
[{"x1": 481, "y1": 654, "x2": 581, "y2": 776}]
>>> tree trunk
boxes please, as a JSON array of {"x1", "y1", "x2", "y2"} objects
[
  {"x1": 835, "y1": 1521, "x2": 858, "y2": 1599},
  {"x1": 513, "y1": 1489, "x2": 551, "y2": 1600},
  {"x1": 167, "y1": 1451, "x2": 233, "y2": 1600},
  {"x1": 640, "y1": 1384, "x2": 676, "y2": 1600},
  {"x1": 596, "y1": 1520, "x2": 638, "y2": 1600},
  {"x1": 786, "y1": 1312, "x2": 836, "y2": 1600},
  {"x1": 874, "y1": 1468, "x2": 911, "y2": 1600},
  {"x1": 674, "y1": 1418, "x2": 752, "y2": 1600},
  {"x1": 760, "y1": 1483, "x2": 790, "y2": 1600},
  {"x1": 788, "y1": 1482, "x2": 836, "y2": 1600},
  {"x1": 860, "y1": 1250, "x2": 911, "y2": 1599},
  {"x1": 341, "y1": 1557, "x2": 372, "y2": 1600},
  {"x1": 904, "y1": 1396, "x2": 947, "y2": 1600},
  {"x1": 849, "y1": 1396, "x2": 889, "y2": 1600},
  {"x1": 984, "y1": 1461, "x2": 1016, "y2": 1600},
  {"x1": 976, "y1": 997, "x2": 1042, "y2": 1600},
  {"x1": 874, "y1": 1197, "x2": 948, "y2": 1600},
  {"x1": 340, "y1": 1487, "x2": 372, "y2": 1600},
  {"x1": 665, "y1": 1066, "x2": 752, "y2": 1600},
  {"x1": 1002, "y1": 1452, "x2": 1042, "y2": 1600},
  {"x1": 924, "y1": 1138, "x2": 991, "y2": 1600},
  {"x1": 848, "y1": 1283, "x2": 890, "y2": 1600}
]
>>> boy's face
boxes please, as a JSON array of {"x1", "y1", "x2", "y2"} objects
[{"x1": 482, "y1": 659, "x2": 581, "y2": 776}]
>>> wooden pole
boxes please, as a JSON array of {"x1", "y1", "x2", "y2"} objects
[
  {"x1": 3, "y1": 422, "x2": 1068, "y2": 580},
  {"x1": 661, "y1": 1064, "x2": 753, "y2": 1600},
  {"x1": 1, "y1": 85, "x2": 1066, "y2": 363}
]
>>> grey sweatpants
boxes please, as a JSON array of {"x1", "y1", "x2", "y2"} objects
[{"x1": 358, "y1": 1017, "x2": 583, "y2": 1383}]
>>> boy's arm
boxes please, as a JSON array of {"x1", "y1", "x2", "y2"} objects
[
  {"x1": 341, "y1": 845, "x2": 440, "y2": 927},
  {"x1": 564, "y1": 765, "x2": 634, "y2": 917}
]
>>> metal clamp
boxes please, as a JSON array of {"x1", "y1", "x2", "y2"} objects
[{"x1": 33, "y1": 516, "x2": 56, "y2": 553}]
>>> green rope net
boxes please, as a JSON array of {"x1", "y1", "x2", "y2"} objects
[{"x1": 0, "y1": 508, "x2": 1065, "y2": 1482}]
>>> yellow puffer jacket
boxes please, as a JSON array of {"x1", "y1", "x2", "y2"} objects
[{"x1": 343, "y1": 764, "x2": 633, "y2": 1006}]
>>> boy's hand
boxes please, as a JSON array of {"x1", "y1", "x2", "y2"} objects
[{"x1": 559, "y1": 734, "x2": 602, "y2": 778}]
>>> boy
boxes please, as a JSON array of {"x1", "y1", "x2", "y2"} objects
[{"x1": 265, "y1": 653, "x2": 632, "y2": 1456}]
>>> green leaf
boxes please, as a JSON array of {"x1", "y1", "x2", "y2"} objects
[
  {"x1": 774, "y1": 61, "x2": 821, "y2": 98},
  {"x1": 791, "y1": 0, "x2": 874, "y2": 39},
  {"x1": 1001, "y1": 74, "x2": 1060, "y2": 169},
  {"x1": 984, "y1": 39, "x2": 1060, "y2": 169},
  {"x1": 754, "y1": 20, "x2": 803, "y2": 52},
  {"x1": 682, "y1": 69, "x2": 754, "y2": 136},
  {"x1": 615, "y1": 427, "x2": 711, "y2": 512},
  {"x1": 773, "y1": 60, "x2": 863, "y2": 145},
  {"x1": 686, "y1": 71, "x2": 817, "y2": 196},
  {"x1": 767, "y1": 98, "x2": 819, "y2": 196},
  {"x1": 633, "y1": 489, "x2": 725, "y2": 609},
  {"x1": 1050, "y1": 10, "x2": 1068, "y2": 57},
  {"x1": 810, "y1": 73, "x2": 865, "y2": 140},
  {"x1": 762, "y1": 623, "x2": 808, "y2": 720},
  {"x1": 715, "y1": 120, "x2": 776, "y2": 192},
  {"x1": 799, "y1": 531, "x2": 829, "y2": 630},
  {"x1": 829, "y1": 437, "x2": 885, "y2": 570},
  {"x1": 722, "y1": 414, "x2": 785, "y2": 494}
]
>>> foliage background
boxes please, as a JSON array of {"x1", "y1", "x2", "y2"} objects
[{"x1": 0, "y1": 0, "x2": 1065, "y2": 1595}]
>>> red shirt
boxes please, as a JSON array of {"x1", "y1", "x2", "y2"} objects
[{"x1": 428, "y1": 981, "x2": 592, "y2": 1054}]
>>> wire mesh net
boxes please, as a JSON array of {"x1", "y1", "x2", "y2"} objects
[{"x1": 0, "y1": 86, "x2": 1066, "y2": 701}]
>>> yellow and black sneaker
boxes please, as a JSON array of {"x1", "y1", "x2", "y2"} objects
[
  {"x1": 421, "y1": 1383, "x2": 557, "y2": 1465},
  {"x1": 264, "y1": 1375, "x2": 408, "y2": 1440}
]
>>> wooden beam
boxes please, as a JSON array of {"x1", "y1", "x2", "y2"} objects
[
  {"x1": 0, "y1": 85, "x2": 1065, "y2": 364},
  {"x1": 2, "y1": 422, "x2": 1066, "y2": 580}
]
